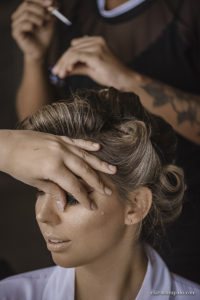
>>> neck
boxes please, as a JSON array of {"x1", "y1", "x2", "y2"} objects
[
  {"x1": 105, "y1": 0, "x2": 129, "y2": 10},
  {"x1": 75, "y1": 241, "x2": 147, "y2": 300}
]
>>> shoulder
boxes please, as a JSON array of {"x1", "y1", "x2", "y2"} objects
[{"x1": 0, "y1": 266, "x2": 57, "y2": 300}]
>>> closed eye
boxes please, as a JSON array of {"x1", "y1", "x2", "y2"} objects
[
  {"x1": 36, "y1": 189, "x2": 93, "y2": 205},
  {"x1": 65, "y1": 189, "x2": 93, "y2": 206}
]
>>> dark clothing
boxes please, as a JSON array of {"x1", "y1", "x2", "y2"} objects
[{"x1": 49, "y1": 0, "x2": 200, "y2": 283}]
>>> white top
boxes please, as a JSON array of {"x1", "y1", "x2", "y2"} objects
[
  {"x1": 0, "y1": 245, "x2": 200, "y2": 300},
  {"x1": 97, "y1": 0, "x2": 146, "y2": 18}
]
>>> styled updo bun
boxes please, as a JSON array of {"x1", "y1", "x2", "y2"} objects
[{"x1": 20, "y1": 87, "x2": 185, "y2": 246}]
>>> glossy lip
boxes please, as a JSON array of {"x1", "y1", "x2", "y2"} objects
[
  {"x1": 46, "y1": 239, "x2": 71, "y2": 252},
  {"x1": 43, "y1": 232, "x2": 71, "y2": 252}
]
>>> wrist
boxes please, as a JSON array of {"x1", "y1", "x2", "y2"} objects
[
  {"x1": 0, "y1": 130, "x2": 13, "y2": 173},
  {"x1": 24, "y1": 54, "x2": 46, "y2": 66},
  {"x1": 116, "y1": 68, "x2": 148, "y2": 92}
]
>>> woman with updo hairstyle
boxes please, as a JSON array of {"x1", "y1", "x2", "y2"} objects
[{"x1": 1, "y1": 88, "x2": 200, "y2": 299}]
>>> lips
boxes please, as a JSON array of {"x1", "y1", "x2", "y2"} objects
[
  {"x1": 44, "y1": 232, "x2": 70, "y2": 242},
  {"x1": 43, "y1": 233, "x2": 71, "y2": 252},
  {"x1": 47, "y1": 238, "x2": 71, "y2": 244},
  {"x1": 46, "y1": 239, "x2": 71, "y2": 252},
  {"x1": 48, "y1": 239, "x2": 65, "y2": 243}
]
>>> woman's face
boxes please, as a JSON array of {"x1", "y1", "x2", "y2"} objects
[{"x1": 35, "y1": 174, "x2": 129, "y2": 268}]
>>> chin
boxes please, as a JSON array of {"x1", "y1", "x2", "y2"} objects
[{"x1": 51, "y1": 252, "x2": 91, "y2": 268}]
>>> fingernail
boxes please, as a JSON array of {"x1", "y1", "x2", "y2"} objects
[
  {"x1": 52, "y1": 66, "x2": 57, "y2": 74},
  {"x1": 56, "y1": 200, "x2": 64, "y2": 212},
  {"x1": 92, "y1": 143, "x2": 99, "y2": 148},
  {"x1": 90, "y1": 201, "x2": 97, "y2": 210},
  {"x1": 108, "y1": 164, "x2": 116, "y2": 172},
  {"x1": 104, "y1": 187, "x2": 112, "y2": 196}
]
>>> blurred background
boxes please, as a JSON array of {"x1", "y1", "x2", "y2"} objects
[{"x1": 0, "y1": 0, "x2": 53, "y2": 278}]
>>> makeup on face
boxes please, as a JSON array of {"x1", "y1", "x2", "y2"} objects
[{"x1": 36, "y1": 174, "x2": 127, "y2": 268}]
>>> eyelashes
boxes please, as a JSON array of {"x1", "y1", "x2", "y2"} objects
[
  {"x1": 65, "y1": 190, "x2": 93, "y2": 206},
  {"x1": 36, "y1": 189, "x2": 93, "y2": 206},
  {"x1": 65, "y1": 192, "x2": 79, "y2": 206},
  {"x1": 36, "y1": 191, "x2": 80, "y2": 206}
]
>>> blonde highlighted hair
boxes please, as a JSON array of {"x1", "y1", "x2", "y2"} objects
[{"x1": 19, "y1": 88, "x2": 185, "y2": 245}]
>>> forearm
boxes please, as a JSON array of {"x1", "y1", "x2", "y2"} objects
[
  {"x1": 0, "y1": 130, "x2": 13, "y2": 173},
  {"x1": 16, "y1": 57, "x2": 52, "y2": 121},
  {"x1": 120, "y1": 71, "x2": 200, "y2": 145}
]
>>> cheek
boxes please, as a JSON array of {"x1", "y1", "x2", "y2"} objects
[
  {"x1": 70, "y1": 195, "x2": 124, "y2": 242},
  {"x1": 53, "y1": 197, "x2": 125, "y2": 267}
]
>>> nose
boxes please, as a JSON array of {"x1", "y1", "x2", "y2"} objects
[{"x1": 36, "y1": 196, "x2": 60, "y2": 225}]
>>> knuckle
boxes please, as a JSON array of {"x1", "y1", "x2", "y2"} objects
[
  {"x1": 66, "y1": 136, "x2": 75, "y2": 145},
  {"x1": 78, "y1": 149, "x2": 89, "y2": 160},
  {"x1": 44, "y1": 139, "x2": 63, "y2": 156},
  {"x1": 49, "y1": 139, "x2": 62, "y2": 151}
]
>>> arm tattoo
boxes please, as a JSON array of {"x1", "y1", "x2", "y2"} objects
[{"x1": 142, "y1": 83, "x2": 200, "y2": 126}]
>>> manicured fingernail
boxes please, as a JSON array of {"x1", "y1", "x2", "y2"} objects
[
  {"x1": 108, "y1": 164, "x2": 116, "y2": 172},
  {"x1": 92, "y1": 143, "x2": 99, "y2": 148},
  {"x1": 104, "y1": 187, "x2": 112, "y2": 195},
  {"x1": 90, "y1": 201, "x2": 97, "y2": 210},
  {"x1": 56, "y1": 200, "x2": 64, "y2": 212}
]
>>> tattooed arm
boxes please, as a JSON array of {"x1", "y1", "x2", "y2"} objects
[
  {"x1": 50, "y1": 36, "x2": 199, "y2": 144},
  {"x1": 119, "y1": 71, "x2": 200, "y2": 145}
]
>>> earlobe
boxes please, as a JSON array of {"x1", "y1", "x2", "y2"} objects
[{"x1": 124, "y1": 187, "x2": 152, "y2": 225}]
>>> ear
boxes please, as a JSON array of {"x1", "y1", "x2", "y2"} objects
[{"x1": 124, "y1": 186, "x2": 152, "y2": 225}]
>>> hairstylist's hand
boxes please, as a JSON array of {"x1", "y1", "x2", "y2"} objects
[
  {"x1": 52, "y1": 36, "x2": 131, "y2": 89},
  {"x1": 0, "y1": 130, "x2": 116, "y2": 211},
  {"x1": 11, "y1": 0, "x2": 56, "y2": 61}
]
